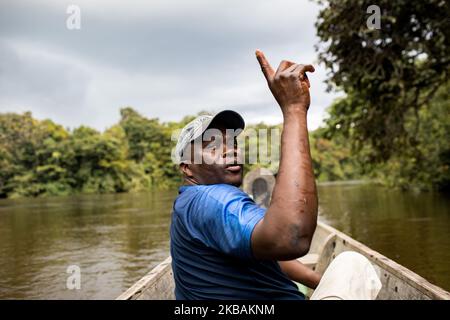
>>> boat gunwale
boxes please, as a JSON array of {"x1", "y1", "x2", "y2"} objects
[
  {"x1": 117, "y1": 221, "x2": 450, "y2": 300},
  {"x1": 317, "y1": 222, "x2": 450, "y2": 300},
  {"x1": 116, "y1": 257, "x2": 172, "y2": 300}
]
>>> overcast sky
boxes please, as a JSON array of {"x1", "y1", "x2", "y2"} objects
[{"x1": 0, "y1": 0, "x2": 341, "y2": 131}]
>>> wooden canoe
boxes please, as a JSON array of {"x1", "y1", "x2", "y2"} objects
[{"x1": 117, "y1": 169, "x2": 450, "y2": 300}]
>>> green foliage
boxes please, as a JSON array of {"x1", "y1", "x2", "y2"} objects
[
  {"x1": 323, "y1": 81, "x2": 449, "y2": 191},
  {"x1": 241, "y1": 123, "x2": 362, "y2": 182},
  {"x1": 240, "y1": 122, "x2": 282, "y2": 176},
  {"x1": 315, "y1": 0, "x2": 449, "y2": 160},
  {"x1": 0, "y1": 108, "x2": 189, "y2": 198},
  {"x1": 0, "y1": 112, "x2": 72, "y2": 197},
  {"x1": 310, "y1": 128, "x2": 363, "y2": 182},
  {"x1": 370, "y1": 83, "x2": 450, "y2": 191},
  {"x1": 119, "y1": 107, "x2": 180, "y2": 189},
  {"x1": 0, "y1": 108, "x2": 364, "y2": 198},
  {"x1": 315, "y1": 0, "x2": 449, "y2": 191},
  {"x1": 1, "y1": 98, "x2": 446, "y2": 198}
]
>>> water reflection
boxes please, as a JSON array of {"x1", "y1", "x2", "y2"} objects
[
  {"x1": 0, "y1": 191, "x2": 176, "y2": 299},
  {"x1": 0, "y1": 184, "x2": 448, "y2": 299},
  {"x1": 317, "y1": 183, "x2": 450, "y2": 290}
]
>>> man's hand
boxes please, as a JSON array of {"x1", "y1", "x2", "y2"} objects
[
  {"x1": 251, "y1": 49, "x2": 318, "y2": 261},
  {"x1": 255, "y1": 49, "x2": 315, "y2": 114}
]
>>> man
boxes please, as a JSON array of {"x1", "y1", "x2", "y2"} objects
[{"x1": 170, "y1": 50, "x2": 321, "y2": 300}]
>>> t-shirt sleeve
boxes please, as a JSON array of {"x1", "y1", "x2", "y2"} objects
[{"x1": 187, "y1": 187, "x2": 265, "y2": 260}]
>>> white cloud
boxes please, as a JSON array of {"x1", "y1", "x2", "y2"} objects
[{"x1": 0, "y1": 0, "x2": 339, "y2": 131}]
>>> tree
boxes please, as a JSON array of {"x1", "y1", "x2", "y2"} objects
[
  {"x1": 119, "y1": 107, "x2": 182, "y2": 188},
  {"x1": 310, "y1": 128, "x2": 362, "y2": 182},
  {"x1": 371, "y1": 82, "x2": 450, "y2": 191},
  {"x1": 0, "y1": 112, "x2": 71, "y2": 197},
  {"x1": 315, "y1": 0, "x2": 449, "y2": 161},
  {"x1": 0, "y1": 111, "x2": 154, "y2": 198}
]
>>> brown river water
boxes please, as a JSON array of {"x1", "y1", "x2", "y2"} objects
[{"x1": 0, "y1": 183, "x2": 449, "y2": 299}]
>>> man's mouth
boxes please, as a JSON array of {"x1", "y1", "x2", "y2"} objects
[{"x1": 225, "y1": 164, "x2": 242, "y2": 173}]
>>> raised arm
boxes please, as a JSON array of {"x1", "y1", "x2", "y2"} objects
[{"x1": 251, "y1": 50, "x2": 318, "y2": 261}]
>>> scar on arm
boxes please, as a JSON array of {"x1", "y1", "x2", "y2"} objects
[{"x1": 289, "y1": 223, "x2": 302, "y2": 248}]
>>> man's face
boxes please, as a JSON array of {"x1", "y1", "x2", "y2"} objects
[{"x1": 180, "y1": 125, "x2": 244, "y2": 187}]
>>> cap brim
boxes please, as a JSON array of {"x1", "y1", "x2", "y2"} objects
[{"x1": 206, "y1": 110, "x2": 245, "y2": 131}]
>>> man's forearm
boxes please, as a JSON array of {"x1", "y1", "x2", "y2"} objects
[
  {"x1": 251, "y1": 51, "x2": 318, "y2": 260},
  {"x1": 266, "y1": 109, "x2": 318, "y2": 253},
  {"x1": 278, "y1": 259, "x2": 321, "y2": 289},
  {"x1": 276, "y1": 109, "x2": 318, "y2": 231}
]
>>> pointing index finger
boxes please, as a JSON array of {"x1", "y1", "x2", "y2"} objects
[{"x1": 255, "y1": 49, "x2": 275, "y2": 81}]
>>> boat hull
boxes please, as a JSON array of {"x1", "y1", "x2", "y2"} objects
[
  {"x1": 117, "y1": 169, "x2": 450, "y2": 300},
  {"x1": 117, "y1": 221, "x2": 450, "y2": 300}
]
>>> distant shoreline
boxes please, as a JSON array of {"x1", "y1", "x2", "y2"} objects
[{"x1": 317, "y1": 179, "x2": 371, "y2": 186}]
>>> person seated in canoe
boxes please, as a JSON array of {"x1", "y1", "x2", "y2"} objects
[
  {"x1": 171, "y1": 50, "x2": 381, "y2": 300},
  {"x1": 170, "y1": 50, "x2": 319, "y2": 300}
]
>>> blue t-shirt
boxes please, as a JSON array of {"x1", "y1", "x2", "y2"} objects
[{"x1": 170, "y1": 183, "x2": 304, "y2": 300}]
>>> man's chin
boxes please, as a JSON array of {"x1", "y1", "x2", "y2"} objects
[
  {"x1": 221, "y1": 165, "x2": 243, "y2": 186},
  {"x1": 226, "y1": 175, "x2": 243, "y2": 187},
  {"x1": 232, "y1": 180, "x2": 242, "y2": 187}
]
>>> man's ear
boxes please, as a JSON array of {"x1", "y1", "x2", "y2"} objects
[{"x1": 179, "y1": 163, "x2": 193, "y2": 177}]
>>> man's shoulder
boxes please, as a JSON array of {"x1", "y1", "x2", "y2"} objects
[
  {"x1": 177, "y1": 184, "x2": 250, "y2": 206},
  {"x1": 199, "y1": 184, "x2": 249, "y2": 203}
]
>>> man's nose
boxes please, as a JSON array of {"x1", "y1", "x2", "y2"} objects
[{"x1": 222, "y1": 148, "x2": 243, "y2": 164}]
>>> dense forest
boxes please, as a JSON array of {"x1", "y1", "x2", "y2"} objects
[
  {"x1": 1, "y1": 86, "x2": 448, "y2": 199},
  {"x1": 0, "y1": 107, "x2": 359, "y2": 198},
  {"x1": 314, "y1": 0, "x2": 450, "y2": 191}
]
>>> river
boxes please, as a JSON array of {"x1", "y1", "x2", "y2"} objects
[{"x1": 0, "y1": 183, "x2": 448, "y2": 299}]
